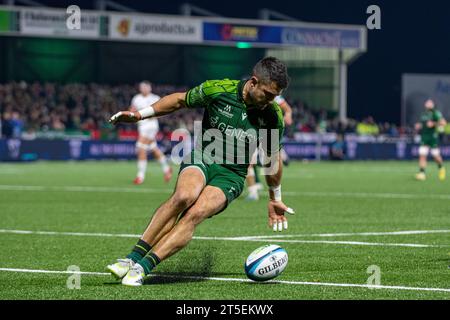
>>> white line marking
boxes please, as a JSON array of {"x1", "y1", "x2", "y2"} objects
[
  {"x1": 0, "y1": 267, "x2": 448, "y2": 293},
  {"x1": 0, "y1": 229, "x2": 447, "y2": 248},
  {"x1": 0, "y1": 185, "x2": 172, "y2": 194},
  {"x1": 0, "y1": 184, "x2": 449, "y2": 200},
  {"x1": 0, "y1": 268, "x2": 108, "y2": 276},
  {"x1": 0, "y1": 229, "x2": 140, "y2": 238},
  {"x1": 234, "y1": 230, "x2": 450, "y2": 239},
  {"x1": 284, "y1": 191, "x2": 450, "y2": 200},
  {"x1": 193, "y1": 237, "x2": 444, "y2": 248}
]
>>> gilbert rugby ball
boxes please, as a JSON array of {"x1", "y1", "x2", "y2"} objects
[{"x1": 244, "y1": 245, "x2": 288, "y2": 281}]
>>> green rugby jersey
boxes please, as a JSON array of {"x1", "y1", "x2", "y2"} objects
[
  {"x1": 185, "y1": 79, "x2": 284, "y2": 177},
  {"x1": 420, "y1": 109, "x2": 443, "y2": 138}
]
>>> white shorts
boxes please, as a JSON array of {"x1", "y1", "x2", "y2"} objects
[
  {"x1": 419, "y1": 146, "x2": 440, "y2": 157},
  {"x1": 138, "y1": 120, "x2": 159, "y2": 140}
]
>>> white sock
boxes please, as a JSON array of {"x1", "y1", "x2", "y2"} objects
[
  {"x1": 159, "y1": 155, "x2": 170, "y2": 173},
  {"x1": 248, "y1": 184, "x2": 258, "y2": 197},
  {"x1": 137, "y1": 160, "x2": 147, "y2": 180}
]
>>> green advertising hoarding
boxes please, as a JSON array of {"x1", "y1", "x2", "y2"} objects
[{"x1": 0, "y1": 10, "x2": 11, "y2": 32}]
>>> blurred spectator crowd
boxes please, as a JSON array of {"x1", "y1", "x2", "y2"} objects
[
  {"x1": 0, "y1": 81, "x2": 447, "y2": 141},
  {"x1": 284, "y1": 101, "x2": 412, "y2": 139},
  {"x1": 0, "y1": 81, "x2": 200, "y2": 140}
]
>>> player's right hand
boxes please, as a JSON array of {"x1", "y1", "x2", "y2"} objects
[{"x1": 109, "y1": 111, "x2": 142, "y2": 124}]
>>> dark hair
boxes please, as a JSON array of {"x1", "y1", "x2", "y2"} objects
[
  {"x1": 253, "y1": 57, "x2": 290, "y2": 89},
  {"x1": 140, "y1": 81, "x2": 152, "y2": 87}
]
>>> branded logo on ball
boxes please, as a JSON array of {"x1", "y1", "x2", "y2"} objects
[{"x1": 244, "y1": 245, "x2": 288, "y2": 282}]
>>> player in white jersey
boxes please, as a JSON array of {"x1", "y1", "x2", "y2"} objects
[
  {"x1": 246, "y1": 95, "x2": 292, "y2": 200},
  {"x1": 130, "y1": 81, "x2": 172, "y2": 184}
]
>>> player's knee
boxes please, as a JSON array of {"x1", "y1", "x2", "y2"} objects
[
  {"x1": 182, "y1": 208, "x2": 207, "y2": 226},
  {"x1": 171, "y1": 191, "x2": 197, "y2": 210}
]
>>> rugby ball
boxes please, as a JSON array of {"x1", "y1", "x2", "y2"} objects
[{"x1": 244, "y1": 245, "x2": 288, "y2": 281}]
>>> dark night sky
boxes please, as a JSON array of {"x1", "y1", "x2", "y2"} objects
[{"x1": 31, "y1": 0, "x2": 450, "y2": 124}]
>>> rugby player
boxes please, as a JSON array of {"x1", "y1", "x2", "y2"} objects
[
  {"x1": 415, "y1": 99, "x2": 446, "y2": 181},
  {"x1": 130, "y1": 81, "x2": 172, "y2": 184},
  {"x1": 107, "y1": 57, "x2": 295, "y2": 286}
]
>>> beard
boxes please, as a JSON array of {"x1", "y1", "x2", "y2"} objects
[{"x1": 248, "y1": 91, "x2": 269, "y2": 108}]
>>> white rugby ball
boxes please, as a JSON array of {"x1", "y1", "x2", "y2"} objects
[{"x1": 244, "y1": 244, "x2": 288, "y2": 282}]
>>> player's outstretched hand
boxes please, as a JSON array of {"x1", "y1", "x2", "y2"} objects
[
  {"x1": 268, "y1": 200, "x2": 295, "y2": 232},
  {"x1": 109, "y1": 111, "x2": 142, "y2": 125},
  {"x1": 284, "y1": 113, "x2": 293, "y2": 126}
]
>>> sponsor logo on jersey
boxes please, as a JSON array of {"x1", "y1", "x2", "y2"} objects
[
  {"x1": 218, "y1": 105, "x2": 234, "y2": 119},
  {"x1": 213, "y1": 122, "x2": 258, "y2": 143}
]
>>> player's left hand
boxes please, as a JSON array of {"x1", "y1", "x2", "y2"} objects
[
  {"x1": 109, "y1": 111, "x2": 142, "y2": 125},
  {"x1": 268, "y1": 200, "x2": 295, "y2": 232}
]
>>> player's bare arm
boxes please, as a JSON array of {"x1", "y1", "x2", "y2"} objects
[
  {"x1": 109, "y1": 92, "x2": 187, "y2": 124},
  {"x1": 279, "y1": 101, "x2": 293, "y2": 126},
  {"x1": 265, "y1": 153, "x2": 295, "y2": 232}
]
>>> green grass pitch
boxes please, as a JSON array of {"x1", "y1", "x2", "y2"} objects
[{"x1": 0, "y1": 160, "x2": 449, "y2": 300}]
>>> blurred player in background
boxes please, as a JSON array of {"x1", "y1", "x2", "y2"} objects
[
  {"x1": 414, "y1": 99, "x2": 447, "y2": 181},
  {"x1": 246, "y1": 95, "x2": 293, "y2": 200},
  {"x1": 130, "y1": 81, "x2": 172, "y2": 184}
]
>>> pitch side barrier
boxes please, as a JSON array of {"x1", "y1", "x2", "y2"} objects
[{"x1": 0, "y1": 139, "x2": 449, "y2": 161}]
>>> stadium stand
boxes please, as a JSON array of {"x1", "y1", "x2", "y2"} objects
[{"x1": 0, "y1": 81, "x2": 420, "y2": 141}]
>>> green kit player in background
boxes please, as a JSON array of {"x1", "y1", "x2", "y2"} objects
[
  {"x1": 106, "y1": 57, "x2": 295, "y2": 286},
  {"x1": 415, "y1": 99, "x2": 447, "y2": 181}
]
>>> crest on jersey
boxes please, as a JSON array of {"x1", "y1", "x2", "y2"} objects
[{"x1": 258, "y1": 118, "x2": 266, "y2": 127}]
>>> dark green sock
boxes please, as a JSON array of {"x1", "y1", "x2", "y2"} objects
[
  {"x1": 438, "y1": 163, "x2": 443, "y2": 169},
  {"x1": 420, "y1": 167, "x2": 425, "y2": 173},
  {"x1": 126, "y1": 239, "x2": 151, "y2": 263},
  {"x1": 138, "y1": 252, "x2": 161, "y2": 275},
  {"x1": 254, "y1": 166, "x2": 261, "y2": 184}
]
